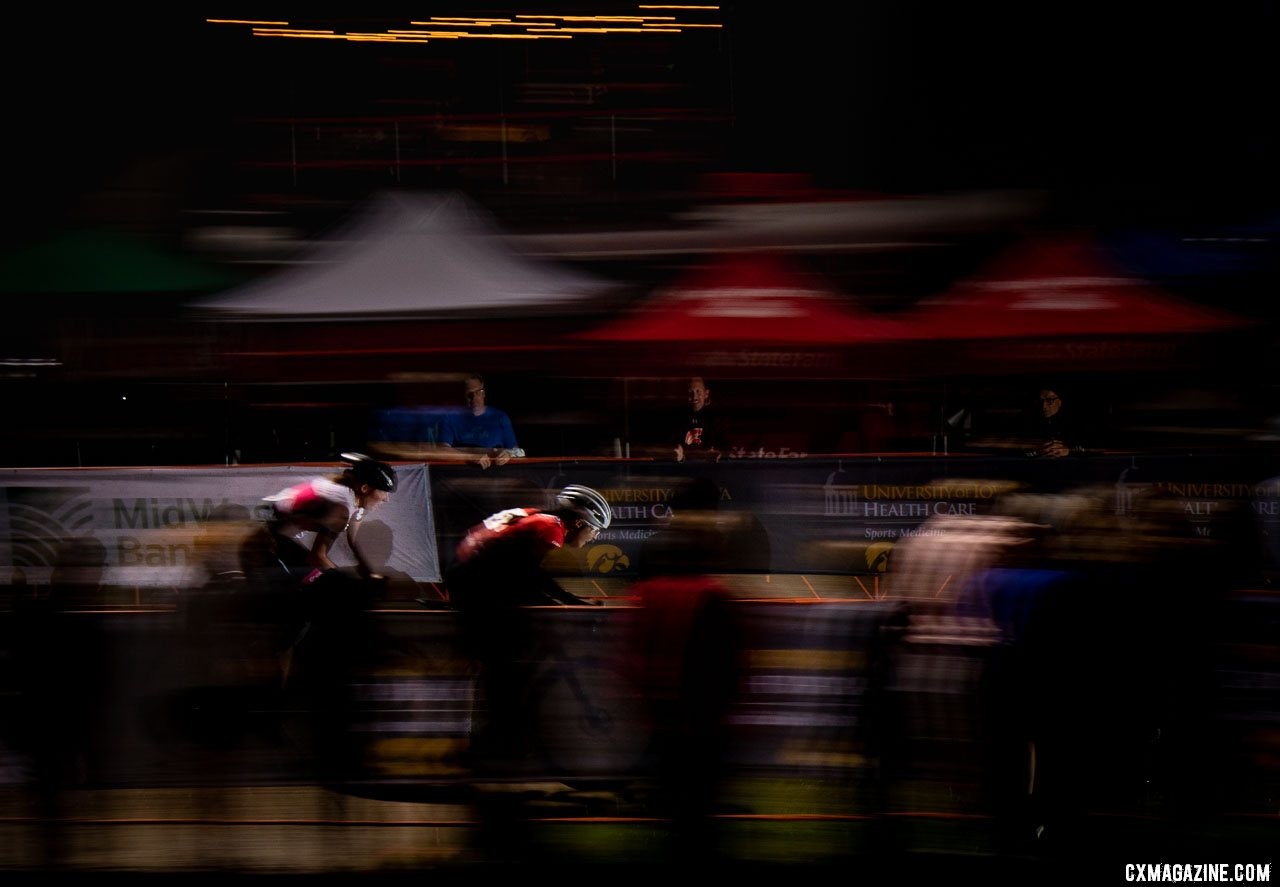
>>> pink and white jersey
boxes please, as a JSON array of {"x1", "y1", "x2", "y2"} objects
[{"x1": 264, "y1": 477, "x2": 356, "y2": 527}]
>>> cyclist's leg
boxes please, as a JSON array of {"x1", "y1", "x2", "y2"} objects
[{"x1": 289, "y1": 569, "x2": 384, "y2": 783}]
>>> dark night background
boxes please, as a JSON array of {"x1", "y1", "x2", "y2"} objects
[
  {"x1": 6, "y1": 4, "x2": 1278, "y2": 237},
  {"x1": 2, "y1": 3, "x2": 1279, "y2": 467}
]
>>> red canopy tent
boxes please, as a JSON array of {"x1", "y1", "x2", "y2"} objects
[
  {"x1": 577, "y1": 251, "x2": 910, "y2": 377},
  {"x1": 892, "y1": 234, "x2": 1253, "y2": 373},
  {"x1": 575, "y1": 252, "x2": 917, "y2": 455}
]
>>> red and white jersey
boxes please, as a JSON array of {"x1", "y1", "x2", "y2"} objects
[{"x1": 456, "y1": 507, "x2": 565, "y2": 566}]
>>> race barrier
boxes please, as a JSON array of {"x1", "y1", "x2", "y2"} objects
[
  {"x1": 430, "y1": 452, "x2": 1280, "y2": 580},
  {"x1": 0, "y1": 464, "x2": 439, "y2": 587},
  {"x1": 2, "y1": 453, "x2": 1280, "y2": 588}
]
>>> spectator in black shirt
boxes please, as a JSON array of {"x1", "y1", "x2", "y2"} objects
[
  {"x1": 1030, "y1": 386, "x2": 1078, "y2": 458},
  {"x1": 676, "y1": 376, "x2": 721, "y2": 462}
]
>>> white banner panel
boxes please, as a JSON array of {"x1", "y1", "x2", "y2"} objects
[{"x1": 0, "y1": 464, "x2": 440, "y2": 586}]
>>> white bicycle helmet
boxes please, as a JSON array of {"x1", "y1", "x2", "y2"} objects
[{"x1": 555, "y1": 484, "x2": 612, "y2": 530}]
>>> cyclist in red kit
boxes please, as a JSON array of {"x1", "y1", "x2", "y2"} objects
[{"x1": 446, "y1": 484, "x2": 612, "y2": 792}]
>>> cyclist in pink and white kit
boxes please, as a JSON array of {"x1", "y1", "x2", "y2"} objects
[{"x1": 251, "y1": 452, "x2": 396, "y2": 586}]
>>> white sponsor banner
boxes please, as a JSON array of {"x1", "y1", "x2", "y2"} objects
[{"x1": 0, "y1": 464, "x2": 440, "y2": 586}]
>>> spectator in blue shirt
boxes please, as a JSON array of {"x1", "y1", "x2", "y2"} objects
[{"x1": 442, "y1": 374, "x2": 525, "y2": 469}]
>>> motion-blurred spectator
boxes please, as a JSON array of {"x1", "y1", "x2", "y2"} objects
[
  {"x1": 441, "y1": 374, "x2": 525, "y2": 469},
  {"x1": 675, "y1": 376, "x2": 722, "y2": 462},
  {"x1": 1028, "y1": 385, "x2": 1079, "y2": 458},
  {"x1": 627, "y1": 477, "x2": 745, "y2": 861}
]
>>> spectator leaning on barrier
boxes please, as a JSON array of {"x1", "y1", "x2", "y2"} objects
[
  {"x1": 441, "y1": 374, "x2": 525, "y2": 469},
  {"x1": 1028, "y1": 385, "x2": 1080, "y2": 458},
  {"x1": 675, "y1": 376, "x2": 722, "y2": 463}
]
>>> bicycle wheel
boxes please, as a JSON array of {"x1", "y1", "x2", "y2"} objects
[{"x1": 532, "y1": 658, "x2": 652, "y2": 778}]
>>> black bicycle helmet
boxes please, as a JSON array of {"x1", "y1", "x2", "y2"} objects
[
  {"x1": 340, "y1": 452, "x2": 397, "y2": 493},
  {"x1": 555, "y1": 484, "x2": 612, "y2": 530}
]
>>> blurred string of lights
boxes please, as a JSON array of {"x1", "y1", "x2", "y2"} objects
[{"x1": 207, "y1": 6, "x2": 722, "y2": 43}]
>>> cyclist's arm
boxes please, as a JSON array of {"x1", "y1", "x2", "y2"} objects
[
  {"x1": 309, "y1": 530, "x2": 340, "y2": 571},
  {"x1": 538, "y1": 573, "x2": 594, "y2": 606},
  {"x1": 344, "y1": 520, "x2": 383, "y2": 581},
  {"x1": 307, "y1": 502, "x2": 350, "y2": 571}
]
